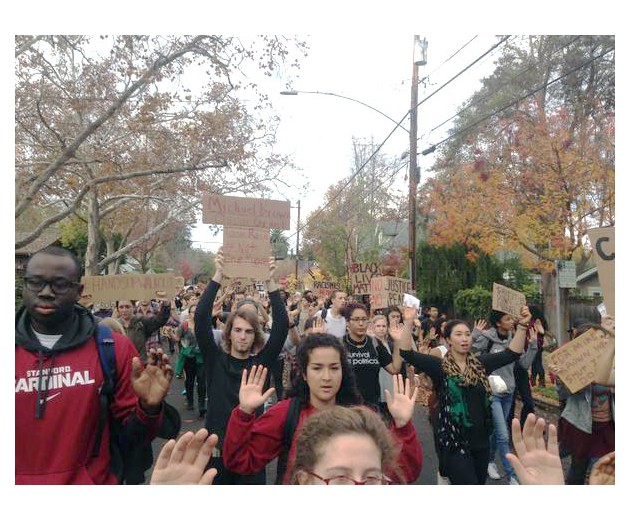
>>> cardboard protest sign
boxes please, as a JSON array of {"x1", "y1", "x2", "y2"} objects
[
  {"x1": 174, "y1": 276, "x2": 185, "y2": 292},
  {"x1": 548, "y1": 327, "x2": 609, "y2": 393},
  {"x1": 222, "y1": 226, "x2": 271, "y2": 279},
  {"x1": 370, "y1": 276, "x2": 412, "y2": 310},
  {"x1": 492, "y1": 283, "x2": 526, "y2": 317},
  {"x1": 588, "y1": 226, "x2": 615, "y2": 316},
  {"x1": 313, "y1": 280, "x2": 344, "y2": 299},
  {"x1": 350, "y1": 261, "x2": 380, "y2": 295},
  {"x1": 202, "y1": 194, "x2": 291, "y2": 230},
  {"x1": 79, "y1": 273, "x2": 178, "y2": 305}
]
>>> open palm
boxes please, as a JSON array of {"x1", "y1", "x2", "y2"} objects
[
  {"x1": 239, "y1": 365, "x2": 276, "y2": 415},
  {"x1": 150, "y1": 429, "x2": 218, "y2": 485},
  {"x1": 505, "y1": 414, "x2": 564, "y2": 485},
  {"x1": 132, "y1": 349, "x2": 173, "y2": 407},
  {"x1": 385, "y1": 374, "x2": 417, "y2": 428}
]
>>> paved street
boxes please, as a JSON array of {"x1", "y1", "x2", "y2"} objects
[{"x1": 152, "y1": 354, "x2": 561, "y2": 485}]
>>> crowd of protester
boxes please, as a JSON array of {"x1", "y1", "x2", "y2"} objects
[{"x1": 15, "y1": 245, "x2": 614, "y2": 486}]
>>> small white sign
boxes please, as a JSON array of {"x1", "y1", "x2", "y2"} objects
[{"x1": 558, "y1": 260, "x2": 577, "y2": 289}]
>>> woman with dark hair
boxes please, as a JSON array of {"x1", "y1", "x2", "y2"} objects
[
  {"x1": 221, "y1": 333, "x2": 423, "y2": 484},
  {"x1": 397, "y1": 306, "x2": 532, "y2": 485},
  {"x1": 343, "y1": 302, "x2": 403, "y2": 411}
]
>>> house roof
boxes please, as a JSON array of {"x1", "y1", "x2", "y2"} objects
[{"x1": 576, "y1": 266, "x2": 598, "y2": 283}]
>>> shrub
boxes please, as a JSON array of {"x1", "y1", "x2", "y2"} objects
[{"x1": 454, "y1": 285, "x2": 492, "y2": 321}]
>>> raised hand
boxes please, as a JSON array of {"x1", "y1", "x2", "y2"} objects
[
  {"x1": 402, "y1": 306, "x2": 417, "y2": 323},
  {"x1": 588, "y1": 452, "x2": 615, "y2": 485},
  {"x1": 518, "y1": 305, "x2": 532, "y2": 326},
  {"x1": 600, "y1": 315, "x2": 615, "y2": 335},
  {"x1": 505, "y1": 413, "x2": 564, "y2": 485},
  {"x1": 388, "y1": 322, "x2": 406, "y2": 344},
  {"x1": 384, "y1": 374, "x2": 418, "y2": 428},
  {"x1": 213, "y1": 248, "x2": 224, "y2": 282},
  {"x1": 474, "y1": 319, "x2": 487, "y2": 331},
  {"x1": 310, "y1": 316, "x2": 326, "y2": 334},
  {"x1": 132, "y1": 348, "x2": 173, "y2": 411},
  {"x1": 238, "y1": 365, "x2": 276, "y2": 414},
  {"x1": 150, "y1": 429, "x2": 218, "y2": 485}
]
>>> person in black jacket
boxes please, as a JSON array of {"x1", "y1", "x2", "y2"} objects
[{"x1": 194, "y1": 248, "x2": 288, "y2": 485}]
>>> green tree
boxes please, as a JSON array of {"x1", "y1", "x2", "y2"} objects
[
  {"x1": 454, "y1": 286, "x2": 493, "y2": 322},
  {"x1": 270, "y1": 229, "x2": 289, "y2": 260}
]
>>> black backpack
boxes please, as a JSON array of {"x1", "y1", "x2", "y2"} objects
[
  {"x1": 274, "y1": 397, "x2": 302, "y2": 485},
  {"x1": 92, "y1": 324, "x2": 181, "y2": 484}
]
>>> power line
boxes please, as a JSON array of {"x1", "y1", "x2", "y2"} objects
[
  {"x1": 421, "y1": 45, "x2": 615, "y2": 155},
  {"x1": 284, "y1": 36, "x2": 512, "y2": 243},
  {"x1": 425, "y1": 35, "x2": 584, "y2": 139}
]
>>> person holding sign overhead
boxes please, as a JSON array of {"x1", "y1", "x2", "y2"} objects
[
  {"x1": 397, "y1": 305, "x2": 533, "y2": 485},
  {"x1": 194, "y1": 248, "x2": 288, "y2": 485}
]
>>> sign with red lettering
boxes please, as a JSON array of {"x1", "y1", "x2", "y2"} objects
[
  {"x1": 202, "y1": 194, "x2": 291, "y2": 230},
  {"x1": 223, "y1": 226, "x2": 270, "y2": 279},
  {"x1": 79, "y1": 274, "x2": 178, "y2": 304},
  {"x1": 313, "y1": 280, "x2": 344, "y2": 299}
]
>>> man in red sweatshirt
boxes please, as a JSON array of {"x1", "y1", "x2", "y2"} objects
[{"x1": 15, "y1": 246, "x2": 173, "y2": 484}]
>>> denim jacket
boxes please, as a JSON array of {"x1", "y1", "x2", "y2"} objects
[{"x1": 560, "y1": 384, "x2": 615, "y2": 434}]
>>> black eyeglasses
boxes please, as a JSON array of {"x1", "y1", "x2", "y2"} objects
[
  {"x1": 24, "y1": 276, "x2": 81, "y2": 295},
  {"x1": 305, "y1": 470, "x2": 391, "y2": 485}
]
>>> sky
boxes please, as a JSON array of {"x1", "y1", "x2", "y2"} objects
[
  {"x1": 190, "y1": 34, "x2": 503, "y2": 253},
  {"x1": 5, "y1": 3, "x2": 626, "y2": 515}
]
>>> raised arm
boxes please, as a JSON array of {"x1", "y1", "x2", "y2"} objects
[
  {"x1": 258, "y1": 258, "x2": 289, "y2": 365},
  {"x1": 222, "y1": 365, "x2": 287, "y2": 475},
  {"x1": 139, "y1": 294, "x2": 172, "y2": 336},
  {"x1": 194, "y1": 249, "x2": 224, "y2": 369}
]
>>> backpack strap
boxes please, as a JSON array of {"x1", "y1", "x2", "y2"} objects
[
  {"x1": 320, "y1": 307, "x2": 327, "y2": 321},
  {"x1": 274, "y1": 397, "x2": 302, "y2": 484},
  {"x1": 92, "y1": 324, "x2": 116, "y2": 458}
]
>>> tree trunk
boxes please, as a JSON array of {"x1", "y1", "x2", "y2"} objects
[
  {"x1": 105, "y1": 236, "x2": 119, "y2": 275},
  {"x1": 541, "y1": 269, "x2": 570, "y2": 346},
  {"x1": 85, "y1": 188, "x2": 101, "y2": 275}
]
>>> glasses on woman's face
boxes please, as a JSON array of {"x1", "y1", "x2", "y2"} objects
[{"x1": 306, "y1": 470, "x2": 391, "y2": 485}]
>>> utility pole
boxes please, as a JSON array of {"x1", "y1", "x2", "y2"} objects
[
  {"x1": 409, "y1": 36, "x2": 427, "y2": 293},
  {"x1": 295, "y1": 199, "x2": 301, "y2": 285}
]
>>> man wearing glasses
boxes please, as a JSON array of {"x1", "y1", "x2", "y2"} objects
[{"x1": 15, "y1": 246, "x2": 173, "y2": 484}]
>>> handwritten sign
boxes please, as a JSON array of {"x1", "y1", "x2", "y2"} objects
[
  {"x1": 588, "y1": 226, "x2": 615, "y2": 316},
  {"x1": 370, "y1": 276, "x2": 412, "y2": 310},
  {"x1": 548, "y1": 328, "x2": 609, "y2": 393},
  {"x1": 350, "y1": 261, "x2": 380, "y2": 295},
  {"x1": 222, "y1": 226, "x2": 270, "y2": 279},
  {"x1": 202, "y1": 194, "x2": 291, "y2": 230},
  {"x1": 313, "y1": 280, "x2": 344, "y2": 299},
  {"x1": 79, "y1": 274, "x2": 178, "y2": 304},
  {"x1": 174, "y1": 276, "x2": 185, "y2": 292},
  {"x1": 492, "y1": 283, "x2": 526, "y2": 317}
]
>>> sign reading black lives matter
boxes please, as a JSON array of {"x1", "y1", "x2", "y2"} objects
[
  {"x1": 492, "y1": 283, "x2": 526, "y2": 318},
  {"x1": 350, "y1": 261, "x2": 381, "y2": 295}
]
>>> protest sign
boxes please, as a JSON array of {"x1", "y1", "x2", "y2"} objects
[
  {"x1": 492, "y1": 283, "x2": 526, "y2": 317},
  {"x1": 79, "y1": 273, "x2": 177, "y2": 305},
  {"x1": 202, "y1": 194, "x2": 291, "y2": 230},
  {"x1": 350, "y1": 261, "x2": 381, "y2": 295},
  {"x1": 587, "y1": 226, "x2": 615, "y2": 316},
  {"x1": 370, "y1": 276, "x2": 412, "y2": 310},
  {"x1": 222, "y1": 226, "x2": 270, "y2": 279},
  {"x1": 174, "y1": 276, "x2": 185, "y2": 292},
  {"x1": 548, "y1": 327, "x2": 609, "y2": 393},
  {"x1": 313, "y1": 280, "x2": 344, "y2": 299}
]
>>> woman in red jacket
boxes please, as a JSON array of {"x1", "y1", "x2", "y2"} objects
[{"x1": 222, "y1": 333, "x2": 423, "y2": 484}]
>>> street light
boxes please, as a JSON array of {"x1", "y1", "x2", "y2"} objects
[
  {"x1": 280, "y1": 90, "x2": 410, "y2": 135},
  {"x1": 408, "y1": 35, "x2": 428, "y2": 294}
]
